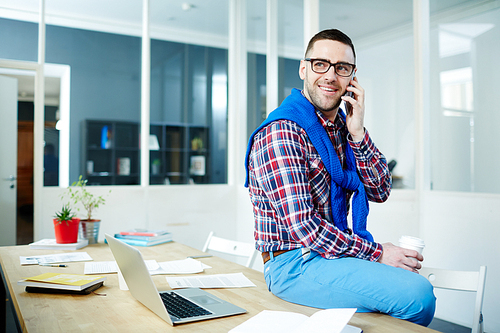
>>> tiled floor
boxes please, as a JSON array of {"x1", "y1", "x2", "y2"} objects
[{"x1": 428, "y1": 318, "x2": 472, "y2": 332}]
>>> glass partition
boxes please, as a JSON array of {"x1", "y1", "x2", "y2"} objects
[
  {"x1": 149, "y1": 0, "x2": 229, "y2": 185},
  {"x1": 45, "y1": 0, "x2": 143, "y2": 186},
  {"x1": 246, "y1": 0, "x2": 303, "y2": 138},
  {"x1": 320, "y1": 0, "x2": 415, "y2": 189},
  {"x1": 429, "y1": 3, "x2": 500, "y2": 193}
]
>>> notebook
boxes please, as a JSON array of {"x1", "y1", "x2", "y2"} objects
[{"x1": 105, "y1": 234, "x2": 246, "y2": 325}]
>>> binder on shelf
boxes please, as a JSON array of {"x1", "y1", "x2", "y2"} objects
[
  {"x1": 101, "y1": 125, "x2": 112, "y2": 149},
  {"x1": 149, "y1": 134, "x2": 160, "y2": 150},
  {"x1": 117, "y1": 157, "x2": 131, "y2": 175}
]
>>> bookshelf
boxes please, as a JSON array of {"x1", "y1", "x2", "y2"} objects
[
  {"x1": 149, "y1": 123, "x2": 209, "y2": 185},
  {"x1": 81, "y1": 120, "x2": 140, "y2": 185},
  {"x1": 82, "y1": 120, "x2": 209, "y2": 185}
]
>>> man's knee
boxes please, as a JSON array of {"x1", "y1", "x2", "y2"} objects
[{"x1": 400, "y1": 276, "x2": 436, "y2": 326}]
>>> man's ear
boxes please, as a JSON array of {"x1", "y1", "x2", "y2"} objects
[{"x1": 299, "y1": 60, "x2": 306, "y2": 80}]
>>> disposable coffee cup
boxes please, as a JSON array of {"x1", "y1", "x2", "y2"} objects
[{"x1": 399, "y1": 236, "x2": 425, "y2": 261}]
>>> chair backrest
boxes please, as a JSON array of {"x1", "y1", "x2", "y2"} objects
[
  {"x1": 202, "y1": 231, "x2": 257, "y2": 268},
  {"x1": 420, "y1": 266, "x2": 487, "y2": 333}
]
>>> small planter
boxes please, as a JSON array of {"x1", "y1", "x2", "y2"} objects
[
  {"x1": 80, "y1": 220, "x2": 101, "y2": 244},
  {"x1": 53, "y1": 218, "x2": 80, "y2": 244}
]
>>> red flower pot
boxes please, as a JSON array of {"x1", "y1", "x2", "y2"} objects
[{"x1": 53, "y1": 218, "x2": 80, "y2": 244}]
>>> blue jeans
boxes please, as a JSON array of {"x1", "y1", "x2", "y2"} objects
[{"x1": 263, "y1": 249, "x2": 436, "y2": 326}]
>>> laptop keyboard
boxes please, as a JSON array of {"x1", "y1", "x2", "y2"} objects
[{"x1": 160, "y1": 292, "x2": 212, "y2": 319}]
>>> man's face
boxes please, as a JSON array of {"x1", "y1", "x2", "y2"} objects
[{"x1": 299, "y1": 40, "x2": 355, "y2": 114}]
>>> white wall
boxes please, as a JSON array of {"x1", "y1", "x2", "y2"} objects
[
  {"x1": 421, "y1": 191, "x2": 499, "y2": 330},
  {"x1": 369, "y1": 190, "x2": 500, "y2": 332},
  {"x1": 40, "y1": 185, "x2": 240, "y2": 251}
]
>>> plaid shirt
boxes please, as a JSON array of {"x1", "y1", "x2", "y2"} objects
[{"x1": 247, "y1": 109, "x2": 390, "y2": 261}]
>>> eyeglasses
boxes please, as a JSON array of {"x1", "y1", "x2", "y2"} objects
[{"x1": 305, "y1": 58, "x2": 355, "y2": 77}]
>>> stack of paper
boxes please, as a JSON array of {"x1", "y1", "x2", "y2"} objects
[{"x1": 29, "y1": 239, "x2": 88, "y2": 250}]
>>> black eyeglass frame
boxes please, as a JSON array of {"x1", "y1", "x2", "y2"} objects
[{"x1": 304, "y1": 58, "x2": 356, "y2": 77}]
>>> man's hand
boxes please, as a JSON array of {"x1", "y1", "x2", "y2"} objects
[
  {"x1": 378, "y1": 242, "x2": 423, "y2": 273},
  {"x1": 341, "y1": 76, "x2": 365, "y2": 141}
]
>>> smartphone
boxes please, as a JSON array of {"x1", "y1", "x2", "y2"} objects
[{"x1": 344, "y1": 74, "x2": 356, "y2": 116}]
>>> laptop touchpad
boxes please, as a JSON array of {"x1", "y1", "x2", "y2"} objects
[{"x1": 190, "y1": 295, "x2": 222, "y2": 305}]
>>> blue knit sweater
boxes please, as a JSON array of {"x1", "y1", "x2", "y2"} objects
[{"x1": 245, "y1": 88, "x2": 373, "y2": 242}]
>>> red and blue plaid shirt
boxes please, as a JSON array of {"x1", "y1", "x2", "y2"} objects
[{"x1": 247, "y1": 108, "x2": 391, "y2": 261}]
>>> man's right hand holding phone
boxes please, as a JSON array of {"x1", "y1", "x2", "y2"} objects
[{"x1": 342, "y1": 75, "x2": 365, "y2": 142}]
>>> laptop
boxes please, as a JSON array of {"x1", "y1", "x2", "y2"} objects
[{"x1": 105, "y1": 234, "x2": 247, "y2": 325}]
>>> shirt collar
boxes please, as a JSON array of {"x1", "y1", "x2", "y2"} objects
[
  {"x1": 300, "y1": 90, "x2": 345, "y2": 130},
  {"x1": 315, "y1": 106, "x2": 345, "y2": 130}
]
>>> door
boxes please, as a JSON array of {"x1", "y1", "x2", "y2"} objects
[{"x1": 0, "y1": 75, "x2": 18, "y2": 246}]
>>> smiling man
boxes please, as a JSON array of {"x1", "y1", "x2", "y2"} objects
[{"x1": 245, "y1": 29, "x2": 436, "y2": 326}]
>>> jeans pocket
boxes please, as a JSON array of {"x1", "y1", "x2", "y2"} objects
[{"x1": 264, "y1": 264, "x2": 272, "y2": 291}]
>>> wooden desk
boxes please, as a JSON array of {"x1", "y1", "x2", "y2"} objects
[{"x1": 0, "y1": 242, "x2": 437, "y2": 332}]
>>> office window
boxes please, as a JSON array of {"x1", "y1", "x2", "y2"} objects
[
  {"x1": 246, "y1": 0, "x2": 304, "y2": 138},
  {"x1": 149, "y1": 0, "x2": 229, "y2": 185},
  {"x1": 430, "y1": 4, "x2": 500, "y2": 193},
  {"x1": 320, "y1": 0, "x2": 415, "y2": 189},
  {"x1": 149, "y1": 41, "x2": 228, "y2": 185},
  {"x1": 44, "y1": 1, "x2": 143, "y2": 186}
]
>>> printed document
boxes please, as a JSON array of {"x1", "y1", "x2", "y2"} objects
[
  {"x1": 166, "y1": 272, "x2": 256, "y2": 289},
  {"x1": 84, "y1": 259, "x2": 208, "y2": 275},
  {"x1": 84, "y1": 260, "x2": 159, "y2": 274},
  {"x1": 150, "y1": 258, "x2": 208, "y2": 275},
  {"x1": 20, "y1": 252, "x2": 93, "y2": 265}
]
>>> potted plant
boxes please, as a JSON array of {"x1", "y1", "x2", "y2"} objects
[
  {"x1": 53, "y1": 205, "x2": 80, "y2": 244},
  {"x1": 63, "y1": 175, "x2": 110, "y2": 244}
]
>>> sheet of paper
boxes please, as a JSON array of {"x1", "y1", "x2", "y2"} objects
[
  {"x1": 84, "y1": 261, "x2": 117, "y2": 274},
  {"x1": 166, "y1": 272, "x2": 256, "y2": 289},
  {"x1": 229, "y1": 308, "x2": 357, "y2": 333},
  {"x1": 20, "y1": 252, "x2": 93, "y2": 265},
  {"x1": 149, "y1": 258, "x2": 205, "y2": 275},
  {"x1": 228, "y1": 310, "x2": 308, "y2": 333},
  {"x1": 293, "y1": 308, "x2": 356, "y2": 333},
  {"x1": 83, "y1": 260, "x2": 159, "y2": 274}
]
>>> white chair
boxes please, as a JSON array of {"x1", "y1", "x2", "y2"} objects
[
  {"x1": 202, "y1": 231, "x2": 257, "y2": 268},
  {"x1": 420, "y1": 266, "x2": 487, "y2": 333}
]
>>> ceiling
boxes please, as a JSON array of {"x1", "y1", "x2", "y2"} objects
[{"x1": 0, "y1": 0, "x2": 487, "y2": 105}]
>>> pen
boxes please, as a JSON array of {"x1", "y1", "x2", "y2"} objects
[
  {"x1": 39, "y1": 264, "x2": 68, "y2": 267},
  {"x1": 187, "y1": 255, "x2": 213, "y2": 259}
]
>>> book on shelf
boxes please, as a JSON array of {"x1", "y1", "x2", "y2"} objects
[
  {"x1": 29, "y1": 239, "x2": 89, "y2": 250},
  {"x1": 118, "y1": 229, "x2": 171, "y2": 237},
  {"x1": 111, "y1": 234, "x2": 172, "y2": 247},
  {"x1": 18, "y1": 273, "x2": 106, "y2": 291}
]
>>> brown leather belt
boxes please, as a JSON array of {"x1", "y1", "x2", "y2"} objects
[{"x1": 262, "y1": 250, "x2": 290, "y2": 264}]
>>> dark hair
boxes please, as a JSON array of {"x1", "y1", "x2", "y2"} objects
[{"x1": 304, "y1": 29, "x2": 356, "y2": 61}]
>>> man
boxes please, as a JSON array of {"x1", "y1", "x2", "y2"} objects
[{"x1": 245, "y1": 29, "x2": 435, "y2": 326}]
